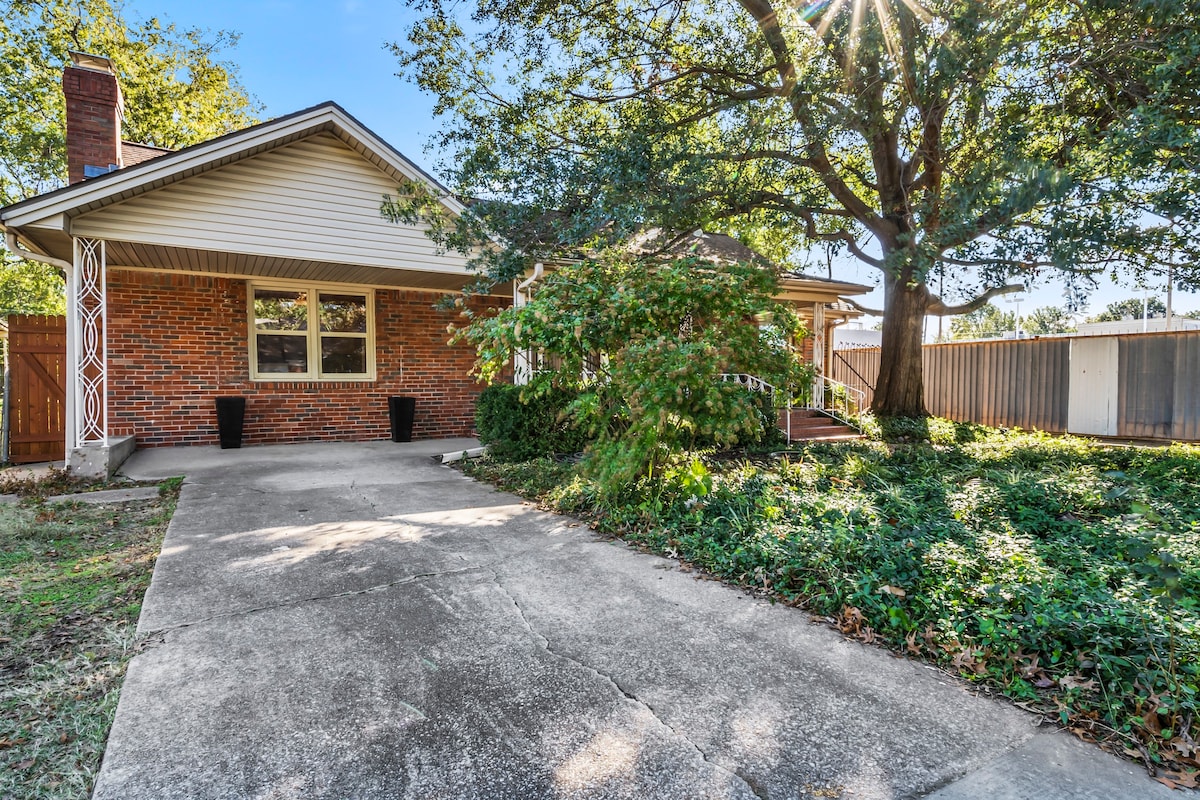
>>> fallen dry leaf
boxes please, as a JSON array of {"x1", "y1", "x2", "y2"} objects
[
  {"x1": 1156, "y1": 771, "x2": 1199, "y2": 790},
  {"x1": 838, "y1": 605, "x2": 866, "y2": 635},
  {"x1": 877, "y1": 584, "x2": 906, "y2": 598},
  {"x1": 1171, "y1": 739, "x2": 1197, "y2": 758},
  {"x1": 950, "y1": 650, "x2": 988, "y2": 676},
  {"x1": 1058, "y1": 675, "x2": 1098, "y2": 692}
]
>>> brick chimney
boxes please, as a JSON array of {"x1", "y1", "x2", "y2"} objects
[{"x1": 63, "y1": 52, "x2": 124, "y2": 184}]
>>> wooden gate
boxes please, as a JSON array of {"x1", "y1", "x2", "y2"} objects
[{"x1": 5, "y1": 315, "x2": 67, "y2": 463}]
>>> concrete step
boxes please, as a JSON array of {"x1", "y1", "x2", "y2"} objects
[
  {"x1": 787, "y1": 416, "x2": 847, "y2": 428},
  {"x1": 786, "y1": 427, "x2": 862, "y2": 442},
  {"x1": 777, "y1": 409, "x2": 862, "y2": 442}
]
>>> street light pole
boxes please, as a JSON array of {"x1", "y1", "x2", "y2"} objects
[
  {"x1": 1005, "y1": 294, "x2": 1024, "y2": 338},
  {"x1": 1167, "y1": 263, "x2": 1174, "y2": 332}
]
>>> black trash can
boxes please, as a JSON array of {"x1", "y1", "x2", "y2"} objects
[
  {"x1": 215, "y1": 396, "x2": 247, "y2": 449},
  {"x1": 388, "y1": 396, "x2": 416, "y2": 443}
]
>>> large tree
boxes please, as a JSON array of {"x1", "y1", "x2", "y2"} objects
[
  {"x1": 0, "y1": 0, "x2": 260, "y2": 313},
  {"x1": 1088, "y1": 296, "x2": 1167, "y2": 323},
  {"x1": 947, "y1": 304, "x2": 1016, "y2": 341},
  {"x1": 395, "y1": 0, "x2": 1199, "y2": 416},
  {"x1": 1022, "y1": 305, "x2": 1076, "y2": 336}
]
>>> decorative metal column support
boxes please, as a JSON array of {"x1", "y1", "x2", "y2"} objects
[
  {"x1": 512, "y1": 279, "x2": 531, "y2": 385},
  {"x1": 811, "y1": 301, "x2": 826, "y2": 410},
  {"x1": 72, "y1": 237, "x2": 108, "y2": 446}
]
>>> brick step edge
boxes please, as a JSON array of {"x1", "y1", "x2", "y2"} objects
[
  {"x1": 786, "y1": 432, "x2": 863, "y2": 442},
  {"x1": 786, "y1": 427, "x2": 859, "y2": 436},
  {"x1": 785, "y1": 417, "x2": 853, "y2": 427}
]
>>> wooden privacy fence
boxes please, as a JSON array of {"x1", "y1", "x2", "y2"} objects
[
  {"x1": 4, "y1": 315, "x2": 67, "y2": 463},
  {"x1": 831, "y1": 329, "x2": 1200, "y2": 442}
]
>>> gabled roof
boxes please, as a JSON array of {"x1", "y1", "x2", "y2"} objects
[
  {"x1": 629, "y1": 228, "x2": 873, "y2": 297},
  {"x1": 1, "y1": 102, "x2": 463, "y2": 230},
  {"x1": 120, "y1": 141, "x2": 172, "y2": 167},
  {"x1": 779, "y1": 269, "x2": 875, "y2": 296}
]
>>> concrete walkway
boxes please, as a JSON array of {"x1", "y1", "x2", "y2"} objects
[{"x1": 93, "y1": 440, "x2": 1174, "y2": 800}]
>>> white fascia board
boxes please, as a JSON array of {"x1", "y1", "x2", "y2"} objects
[
  {"x1": 1, "y1": 103, "x2": 463, "y2": 229},
  {"x1": 780, "y1": 276, "x2": 874, "y2": 296}
]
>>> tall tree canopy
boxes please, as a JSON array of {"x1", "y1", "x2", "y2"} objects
[
  {"x1": 0, "y1": 0, "x2": 260, "y2": 314},
  {"x1": 396, "y1": 0, "x2": 1199, "y2": 416},
  {"x1": 1088, "y1": 296, "x2": 1168, "y2": 322},
  {"x1": 1022, "y1": 306, "x2": 1076, "y2": 336},
  {"x1": 947, "y1": 304, "x2": 1016, "y2": 341}
]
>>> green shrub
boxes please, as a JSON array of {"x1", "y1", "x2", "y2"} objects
[
  {"x1": 459, "y1": 253, "x2": 808, "y2": 492},
  {"x1": 475, "y1": 383, "x2": 591, "y2": 462}
]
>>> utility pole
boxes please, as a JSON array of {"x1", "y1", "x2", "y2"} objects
[{"x1": 1166, "y1": 263, "x2": 1174, "y2": 332}]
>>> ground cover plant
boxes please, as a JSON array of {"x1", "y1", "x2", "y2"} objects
[
  {"x1": 0, "y1": 477, "x2": 180, "y2": 799},
  {"x1": 465, "y1": 424, "x2": 1200, "y2": 786}
]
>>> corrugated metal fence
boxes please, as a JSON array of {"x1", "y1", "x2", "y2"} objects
[
  {"x1": 1117, "y1": 333, "x2": 1200, "y2": 440},
  {"x1": 831, "y1": 330, "x2": 1200, "y2": 442}
]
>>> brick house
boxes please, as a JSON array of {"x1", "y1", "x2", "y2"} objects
[
  {"x1": 1, "y1": 53, "x2": 504, "y2": 475},
  {"x1": 1, "y1": 54, "x2": 872, "y2": 474}
]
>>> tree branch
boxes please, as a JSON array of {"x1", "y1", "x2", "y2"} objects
[
  {"x1": 735, "y1": 0, "x2": 884, "y2": 232},
  {"x1": 926, "y1": 284, "x2": 1024, "y2": 316},
  {"x1": 706, "y1": 149, "x2": 817, "y2": 168},
  {"x1": 842, "y1": 296, "x2": 884, "y2": 316}
]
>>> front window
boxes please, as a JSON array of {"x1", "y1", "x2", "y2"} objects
[{"x1": 250, "y1": 284, "x2": 374, "y2": 380}]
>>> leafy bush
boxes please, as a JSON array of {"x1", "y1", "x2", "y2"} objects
[
  {"x1": 475, "y1": 383, "x2": 590, "y2": 462},
  {"x1": 459, "y1": 252, "x2": 810, "y2": 491}
]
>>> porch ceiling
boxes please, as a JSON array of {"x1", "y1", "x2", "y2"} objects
[
  {"x1": 10, "y1": 226, "x2": 499, "y2": 295},
  {"x1": 104, "y1": 241, "x2": 499, "y2": 294}
]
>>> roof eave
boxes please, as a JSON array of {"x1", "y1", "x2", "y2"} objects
[
  {"x1": 779, "y1": 276, "x2": 874, "y2": 296},
  {"x1": 0, "y1": 101, "x2": 463, "y2": 231}
]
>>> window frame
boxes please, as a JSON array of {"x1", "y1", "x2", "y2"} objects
[{"x1": 247, "y1": 281, "x2": 377, "y2": 381}]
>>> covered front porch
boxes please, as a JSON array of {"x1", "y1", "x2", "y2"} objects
[{"x1": 1, "y1": 101, "x2": 503, "y2": 476}]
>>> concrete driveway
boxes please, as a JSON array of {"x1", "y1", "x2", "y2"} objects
[{"x1": 94, "y1": 440, "x2": 1172, "y2": 800}]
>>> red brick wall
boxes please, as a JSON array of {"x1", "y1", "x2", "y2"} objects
[{"x1": 107, "y1": 270, "x2": 501, "y2": 447}]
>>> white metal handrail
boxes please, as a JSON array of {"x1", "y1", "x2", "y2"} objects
[
  {"x1": 722, "y1": 372, "x2": 795, "y2": 438},
  {"x1": 796, "y1": 375, "x2": 865, "y2": 431},
  {"x1": 719, "y1": 372, "x2": 777, "y2": 398}
]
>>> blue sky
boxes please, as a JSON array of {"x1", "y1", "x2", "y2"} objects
[
  {"x1": 124, "y1": 1, "x2": 438, "y2": 163},
  {"x1": 123, "y1": 1, "x2": 1195, "y2": 326}
]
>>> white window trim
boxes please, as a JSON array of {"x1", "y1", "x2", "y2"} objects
[{"x1": 248, "y1": 281, "x2": 377, "y2": 381}]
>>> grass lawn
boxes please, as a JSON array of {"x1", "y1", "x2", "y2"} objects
[
  {"x1": 465, "y1": 421, "x2": 1200, "y2": 786},
  {"x1": 0, "y1": 473, "x2": 180, "y2": 799}
]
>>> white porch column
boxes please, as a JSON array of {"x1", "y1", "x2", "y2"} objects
[
  {"x1": 811, "y1": 301, "x2": 826, "y2": 409},
  {"x1": 512, "y1": 279, "x2": 531, "y2": 385},
  {"x1": 71, "y1": 237, "x2": 108, "y2": 446}
]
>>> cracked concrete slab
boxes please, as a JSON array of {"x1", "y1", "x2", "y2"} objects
[
  {"x1": 95, "y1": 440, "x2": 1178, "y2": 800},
  {"x1": 100, "y1": 571, "x2": 750, "y2": 800}
]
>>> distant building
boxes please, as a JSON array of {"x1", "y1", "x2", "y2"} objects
[
  {"x1": 833, "y1": 326, "x2": 882, "y2": 349},
  {"x1": 1075, "y1": 318, "x2": 1200, "y2": 336}
]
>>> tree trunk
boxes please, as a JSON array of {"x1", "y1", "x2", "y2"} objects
[{"x1": 871, "y1": 272, "x2": 929, "y2": 417}]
